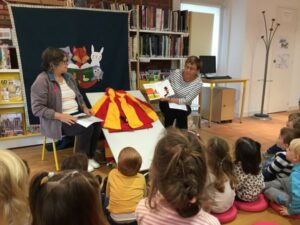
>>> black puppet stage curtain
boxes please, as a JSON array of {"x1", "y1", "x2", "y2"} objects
[{"x1": 9, "y1": 5, "x2": 130, "y2": 124}]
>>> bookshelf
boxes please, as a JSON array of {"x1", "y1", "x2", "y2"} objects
[
  {"x1": 0, "y1": 69, "x2": 41, "y2": 146},
  {"x1": 128, "y1": 5, "x2": 190, "y2": 91},
  {"x1": 0, "y1": 27, "x2": 42, "y2": 147}
]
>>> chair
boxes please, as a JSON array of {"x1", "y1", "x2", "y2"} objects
[
  {"x1": 189, "y1": 93, "x2": 202, "y2": 129},
  {"x1": 42, "y1": 136, "x2": 77, "y2": 171},
  {"x1": 235, "y1": 193, "x2": 268, "y2": 212}
]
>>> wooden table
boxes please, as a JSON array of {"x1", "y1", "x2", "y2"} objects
[{"x1": 201, "y1": 78, "x2": 247, "y2": 127}]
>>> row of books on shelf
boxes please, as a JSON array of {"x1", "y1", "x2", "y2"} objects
[
  {"x1": 138, "y1": 35, "x2": 189, "y2": 58},
  {"x1": 89, "y1": 2, "x2": 189, "y2": 32},
  {"x1": 138, "y1": 6, "x2": 189, "y2": 33},
  {"x1": 0, "y1": 112, "x2": 40, "y2": 138},
  {"x1": 139, "y1": 70, "x2": 171, "y2": 81}
]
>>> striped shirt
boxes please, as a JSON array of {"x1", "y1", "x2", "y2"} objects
[
  {"x1": 136, "y1": 197, "x2": 220, "y2": 225},
  {"x1": 59, "y1": 80, "x2": 78, "y2": 114},
  {"x1": 168, "y1": 69, "x2": 202, "y2": 105},
  {"x1": 267, "y1": 152, "x2": 293, "y2": 178}
]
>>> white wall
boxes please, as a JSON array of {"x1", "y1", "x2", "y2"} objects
[{"x1": 243, "y1": 0, "x2": 300, "y2": 115}]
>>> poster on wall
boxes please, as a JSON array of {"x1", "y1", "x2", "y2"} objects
[{"x1": 9, "y1": 5, "x2": 130, "y2": 124}]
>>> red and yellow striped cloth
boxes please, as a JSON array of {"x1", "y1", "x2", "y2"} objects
[{"x1": 92, "y1": 88, "x2": 158, "y2": 132}]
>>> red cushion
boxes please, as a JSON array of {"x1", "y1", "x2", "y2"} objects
[
  {"x1": 270, "y1": 202, "x2": 300, "y2": 219},
  {"x1": 212, "y1": 205, "x2": 237, "y2": 223},
  {"x1": 235, "y1": 193, "x2": 268, "y2": 212},
  {"x1": 252, "y1": 222, "x2": 280, "y2": 225}
]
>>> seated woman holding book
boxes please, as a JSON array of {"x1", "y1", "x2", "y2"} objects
[
  {"x1": 31, "y1": 47, "x2": 100, "y2": 172},
  {"x1": 159, "y1": 56, "x2": 202, "y2": 129}
]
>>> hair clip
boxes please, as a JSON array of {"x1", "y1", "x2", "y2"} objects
[
  {"x1": 219, "y1": 157, "x2": 226, "y2": 167},
  {"x1": 48, "y1": 172, "x2": 55, "y2": 178}
]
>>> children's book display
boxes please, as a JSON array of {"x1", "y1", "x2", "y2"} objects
[
  {"x1": 0, "y1": 79, "x2": 22, "y2": 103},
  {"x1": 143, "y1": 79, "x2": 174, "y2": 101},
  {"x1": 0, "y1": 112, "x2": 24, "y2": 137}
]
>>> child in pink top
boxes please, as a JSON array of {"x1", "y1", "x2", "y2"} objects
[{"x1": 136, "y1": 128, "x2": 220, "y2": 225}]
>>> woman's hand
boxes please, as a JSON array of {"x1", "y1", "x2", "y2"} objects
[
  {"x1": 83, "y1": 106, "x2": 94, "y2": 116},
  {"x1": 55, "y1": 112, "x2": 77, "y2": 125},
  {"x1": 160, "y1": 97, "x2": 179, "y2": 104},
  {"x1": 160, "y1": 97, "x2": 170, "y2": 102}
]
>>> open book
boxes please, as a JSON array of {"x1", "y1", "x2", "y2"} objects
[
  {"x1": 73, "y1": 113, "x2": 102, "y2": 128},
  {"x1": 143, "y1": 79, "x2": 175, "y2": 101}
]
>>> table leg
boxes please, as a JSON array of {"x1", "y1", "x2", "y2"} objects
[
  {"x1": 240, "y1": 80, "x2": 247, "y2": 123},
  {"x1": 208, "y1": 84, "x2": 214, "y2": 127}
]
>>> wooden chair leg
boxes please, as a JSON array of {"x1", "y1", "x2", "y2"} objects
[
  {"x1": 52, "y1": 139, "x2": 59, "y2": 171},
  {"x1": 42, "y1": 136, "x2": 46, "y2": 160},
  {"x1": 73, "y1": 136, "x2": 77, "y2": 153}
]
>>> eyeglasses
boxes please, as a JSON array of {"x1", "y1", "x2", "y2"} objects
[
  {"x1": 62, "y1": 59, "x2": 68, "y2": 65},
  {"x1": 185, "y1": 64, "x2": 197, "y2": 72}
]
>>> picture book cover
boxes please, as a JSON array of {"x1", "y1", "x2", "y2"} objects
[
  {"x1": 143, "y1": 79, "x2": 174, "y2": 101},
  {"x1": 0, "y1": 112, "x2": 24, "y2": 137},
  {"x1": 0, "y1": 79, "x2": 23, "y2": 103}
]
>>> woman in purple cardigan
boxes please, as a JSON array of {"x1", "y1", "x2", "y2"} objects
[{"x1": 31, "y1": 47, "x2": 100, "y2": 172}]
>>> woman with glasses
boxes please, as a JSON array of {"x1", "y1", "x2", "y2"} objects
[
  {"x1": 31, "y1": 47, "x2": 100, "y2": 172},
  {"x1": 159, "y1": 56, "x2": 202, "y2": 129}
]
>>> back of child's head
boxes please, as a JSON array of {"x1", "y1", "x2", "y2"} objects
[
  {"x1": 292, "y1": 117, "x2": 300, "y2": 130},
  {"x1": 288, "y1": 112, "x2": 300, "y2": 122},
  {"x1": 61, "y1": 153, "x2": 88, "y2": 171},
  {"x1": 22, "y1": 159, "x2": 30, "y2": 175},
  {"x1": 207, "y1": 137, "x2": 235, "y2": 192},
  {"x1": 235, "y1": 137, "x2": 261, "y2": 175},
  {"x1": 118, "y1": 147, "x2": 142, "y2": 176},
  {"x1": 148, "y1": 128, "x2": 207, "y2": 218},
  {"x1": 29, "y1": 170, "x2": 108, "y2": 225},
  {"x1": 0, "y1": 150, "x2": 30, "y2": 225},
  {"x1": 289, "y1": 138, "x2": 300, "y2": 158},
  {"x1": 280, "y1": 127, "x2": 296, "y2": 145}
]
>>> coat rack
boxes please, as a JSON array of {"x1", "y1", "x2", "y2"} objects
[{"x1": 254, "y1": 11, "x2": 280, "y2": 119}]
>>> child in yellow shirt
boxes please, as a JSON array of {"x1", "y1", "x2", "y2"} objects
[{"x1": 106, "y1": 147, "x2": 146, "y2": 224}]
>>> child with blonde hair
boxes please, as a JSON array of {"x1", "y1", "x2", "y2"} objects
[
  {"x1": 205, "y1": 137, "x2": 236, "y2": 213},
  {"x1": 136, "y1": 128, "x2": 220, "y2": 225},
  {"x1": 0, "y1": 150, "x2": 30, "y2": 225},
  {"x1": 234, "y1": 137, "x2": 264, "y2": 201},
  {"x1": 264, "y1": 138, "x2": 300, "y2": 215},
  {"x1": 286, "y1": 112, "x2": 300, "y2": 128},
  {"x1": 106, "y1": 147, "x2": 146, "y2": 224}
]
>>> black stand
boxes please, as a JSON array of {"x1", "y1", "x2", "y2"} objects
[{"x1": 254, "y1": 11, "x2": 279, "y2": 120}]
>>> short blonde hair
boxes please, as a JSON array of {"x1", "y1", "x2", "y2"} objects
[
  {"x1": 118, "y1": 147, "x2": 142, "y2": 176},
  {"x1": 0, "y1": 150, "x2": 30, "y2": 225},
  {"x1": 289, "y1": 138, "x2": 300, "y2": 156}
]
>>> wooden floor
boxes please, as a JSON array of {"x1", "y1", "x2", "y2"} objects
[{"x1": 11, "y1": 111, "x2": 299, "y2": 225}]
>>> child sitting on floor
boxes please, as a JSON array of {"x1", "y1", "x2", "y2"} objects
[
  {"x1": 233, "y1": 137, "x2": 264, "y2": 201},
  {"x1": 136, "y1": 128, "x2": 220, "y2": 225},
  {"x1": 205, "y1": 137, "x2": 236, "y2": 213},
  {"x1": 106, "y1": 147, "x2": 146, "y2": 225},
  {"x1": 61, "y1": 153, "x2": 88, "y2": 171},
  {"x1": 264, "y1": 138, "x2": 300, "y2": 216},
  {"x1": 262, "y1": 128, "x2": 298, "y2": 181},
  {"x1": 263, "y1": 125, "x2": 297, "y2": 160}
]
